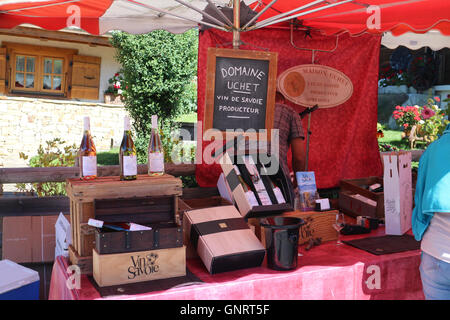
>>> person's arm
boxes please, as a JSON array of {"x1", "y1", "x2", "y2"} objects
[
  {"x1": 289, "y1": 110, "x2": 306, "y2": 186},
  {"x1": 291, "y1": 137, "x2": 306, "y2": 173},
  {"x1": 291, "y1": 137, "x2": 305, "y2": 186}
]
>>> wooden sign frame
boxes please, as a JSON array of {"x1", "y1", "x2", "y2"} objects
[{"x1": 204, "y1": 47, "x2": 278, "y2": 142}]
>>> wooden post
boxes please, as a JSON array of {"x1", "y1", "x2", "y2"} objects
[{"x1": 233, "y1": 0, "x2": 240, "y2": 49}]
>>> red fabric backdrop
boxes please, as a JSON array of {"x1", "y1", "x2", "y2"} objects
[{"x1": 195, "y1": 28, "x2": 383, "y2": 189}]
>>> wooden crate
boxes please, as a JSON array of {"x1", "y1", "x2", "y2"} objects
[
  {"x1": 339, "y1": 177, "x2": 384, "y2": 219},
  {"x1": 93, "y1": 246, "x2": 186, "y2": 287},
  {"x1": 339, "y1": 191, "x2": 377, "y2": 218},
  {"x1": 249, "y1": 210, "x2": 339, "y2": 247},
  {"x1": 66, "y1": 174, "x2": 182, "y2": 273},
  {"x1": 68, "y1": 244, "x2": 92, "y2": 275}
]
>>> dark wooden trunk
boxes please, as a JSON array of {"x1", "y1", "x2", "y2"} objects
[
  {"x1": 95, "y1": 222, "x2": 182, "y2": 254},
  {"x1": 93, "y1": 195, "x2": 182, "y2": 254}
]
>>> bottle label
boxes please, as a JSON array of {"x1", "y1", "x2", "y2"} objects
[
  {"x1": 257, "y1": 190, "x2": 272, "y2": 206},
  {"x1": 123, "y1": 155, "x2": 137, "y2": 176},
  {"x1": 82, "y1": 156, "x2": 97, "y2": 176},
  {"x1": 273, "y1": 187, "x2": 286, "y2": 204},
  {"x1": 245, "y1": 191, "x2": 259, "y2": 208},
  {"x1": 149, "y1": 152, "x2": 164, "y2": 172}
]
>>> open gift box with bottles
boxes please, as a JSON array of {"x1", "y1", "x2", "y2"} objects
[{"x1": 218, "y1": 150, "x2": 295, "y2": 219}]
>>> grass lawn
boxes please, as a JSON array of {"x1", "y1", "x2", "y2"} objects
[
  {"x1": 378, "y1": 129, "x2": 424, "y2": 170},
  {"x1": 378, "y1": 129, "x2": 410, "y2": 150},
  {"x1": 97, "y1": 147, "x2": 119, "y2": 165},
  {"x1": 175, "y1": 112, "x2": 197, "y2": 123},
  {"x1": 378, "y1": 129, "x2": 429, "y2": 151}
]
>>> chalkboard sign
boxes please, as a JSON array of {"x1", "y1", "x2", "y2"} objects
[{"x1": 204, "y1": 48, "x2": 277, "y2": 141}]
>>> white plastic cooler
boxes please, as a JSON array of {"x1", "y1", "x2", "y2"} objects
[{"x1": 0, "y1": 260, "x2": 40, "y2": 300}]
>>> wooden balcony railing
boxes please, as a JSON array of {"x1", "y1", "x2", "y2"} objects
[
  {"x1": 0, "y1": 163, "x2": 222, "y2": 217},
  {"x1": 0, "y1": 149, "x2": 424, "y2": 217}
]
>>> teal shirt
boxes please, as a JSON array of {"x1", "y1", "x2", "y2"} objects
[{"x1": 412, "y1": 124, "x2": 450, "y2": 241}]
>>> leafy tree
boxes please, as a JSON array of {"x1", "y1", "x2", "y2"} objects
[{"x1": 110, "y1": 29, "x2": 198, "y2": 162}]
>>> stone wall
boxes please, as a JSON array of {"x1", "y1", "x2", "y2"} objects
[{"x1": 0, "y1": 96, "x2": 128, "y2": 168}]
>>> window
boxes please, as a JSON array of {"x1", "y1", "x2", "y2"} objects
[
  {"x1": 14, "y1": 55, "x2": 36, "y2": 90},
  {"x1": 1, "y1": 42, "x2": 101, "y2": 100},
  {"x1": 3, "y1": 42, "x2": 77, "y2": 97},
  {"x1": 42, "y1": 57, "x2": 64, "y2": 92}
]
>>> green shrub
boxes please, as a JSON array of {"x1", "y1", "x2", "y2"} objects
[
  {"x1": 16, "y1": 138, "x2": 77, "y2": 196},
  {"x1": 110, "y1": 29, "x2": 198, "y2": 162}
]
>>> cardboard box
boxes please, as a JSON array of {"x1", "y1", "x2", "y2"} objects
[
  {"x1": 180, "y1": 196, "x2": 234, "y2": 259},
  {"x1": 2, "y1": 214, "x2": 69, "y2": 263},
  {"x1": 219, "y1": 152, "x2": 294, "y2": 218},
  {"x1": 383, "y1": 152, "x2": 412, "y2": 235},
  {"x1": 55, "y1": 213, "x2": 71, "y2": 259},
  {"x1": 183, "y1": 205, "x2": 265, "y2": 274}
]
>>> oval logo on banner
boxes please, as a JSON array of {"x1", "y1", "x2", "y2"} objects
[{"x1": 277, "y1": 64, "x2": 353, "y2": 108}]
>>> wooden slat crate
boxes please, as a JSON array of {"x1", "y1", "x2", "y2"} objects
[
  {"x1": 68, "y1": 244, "x2": 92, "y2": 275},
  {"x1": 66, "y1": 174, "x2": 183, "y2": 274},
  {"x1": 339, "y1": 177, "x2": 384, "y2": 219}
]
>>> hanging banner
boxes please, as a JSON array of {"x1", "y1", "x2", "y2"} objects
[{"x1": 277, "y1": 64, "x2": 353, "y2": 108}]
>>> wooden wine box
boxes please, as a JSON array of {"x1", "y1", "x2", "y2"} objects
[
  {"x1": 339, "y1": 177, "x2": 384, "y2": 219},
  {"x1": 66, "y1": 174, "x2": 183, "y2": 274},
  {"x1": 248, "y1": 210, "x2": 339, "y2": 247},
  {"x1": 93, "y1": 246, "x2": 186, "y2": 287},
  {"x1": 282, "y1": 210, "x2": 339, "y2": 245},
  {"x1": 183, "y1": 205, "x2": 265, "y2": 274}
]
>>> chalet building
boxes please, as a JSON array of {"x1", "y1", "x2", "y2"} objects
[{"x1": 0, "y1": 26, "x2": 128, "y2": 169}]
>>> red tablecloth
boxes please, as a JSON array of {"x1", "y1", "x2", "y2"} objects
[{"x1": 49, "y1": 227, "x2": 424, "y2": 300}]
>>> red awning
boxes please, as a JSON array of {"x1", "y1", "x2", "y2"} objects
[
  {"x1": 254, "y1": 0, "x2": 450, "y2": 36},
  {"x1": 0, "y1": 0, "x2": 448, "y2": 36}
]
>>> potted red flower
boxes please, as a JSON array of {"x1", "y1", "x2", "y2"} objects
[
  {"x1": 392, "y1": 105, "x2": 421, "y2": 137},
  {"x1": 104, "y1": 72, "x2": 125, "y2": 104}
]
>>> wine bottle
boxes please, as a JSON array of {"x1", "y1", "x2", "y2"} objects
[
  {"x1": 79, "y1": 116, "x2": 97, "y2": 180},
  {"x1": 148, "y1": 115, "x2": 164, "y2": 176},
  {"x1": 261, "y1": 164, "x2": 286, "y2": 204},
  {"x1": 119, "y1": 116, "x2": 137, "y2": 181},
  {"x1": 243, "y1": 156, "x2": 272, "y2": 205},
  {"x1": 234, "y1": 165, "x2": 259, "y2": 208}
]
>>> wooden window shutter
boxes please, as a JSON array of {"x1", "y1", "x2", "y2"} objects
[
  {"x1": 70, "y1": 55, "x2": 101, "y2": 100},
  {"x1": 0, "y1": 48, "x2": 6, "y2": 94}
]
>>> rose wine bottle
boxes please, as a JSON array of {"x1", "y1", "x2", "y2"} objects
[
  {"x1": 79, "y1": 116, "x2": 97, "y2": 180},
  {"x1": 261, "y1": 164, "x2": 286, "y2": 204},
  {"x1": 148, "y1": 115, "x2": 164, "y2": 176},
  {"x1": 119, "y1": 116, "x2": 137, "y2": 181},
  {"x1": 234, "y1": 165, "x2": 259, "y2": 208},
  {"x1": 243, "y1": 156, "x2": 272, "y2": 205}
]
